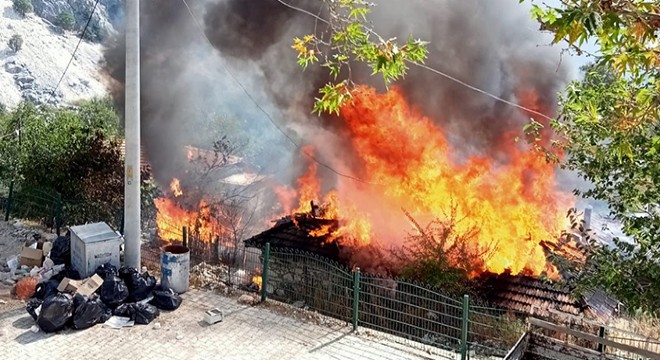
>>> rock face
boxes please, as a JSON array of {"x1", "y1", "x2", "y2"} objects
[
  {"x1": 0, "y1": 0, "x2": 109, "y2": 108},
  {"x1": 31, "y1": 0, "x2": 123, "y2": 42},
  {"x1": 3, "y1": 60, "x2": 62, "y2": 105}
]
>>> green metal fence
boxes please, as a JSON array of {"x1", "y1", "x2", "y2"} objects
[{"x1": 260, "y1": 244, "x2": 525, "y2": 359}]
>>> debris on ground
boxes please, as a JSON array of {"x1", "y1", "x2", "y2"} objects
[
  {"x1": 1, "y1": 221, "x2": 184, "y2": 334},
  {"x1": 190, "y1": 262, "x2": 228, "y2": 291},
  {"x1": 237, "y1": 294, "x2": 258, "y2": 306}
]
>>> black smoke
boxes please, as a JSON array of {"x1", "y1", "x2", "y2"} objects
[{"x1": 103, "y1": 0, "x2": 568, "y2": 188}]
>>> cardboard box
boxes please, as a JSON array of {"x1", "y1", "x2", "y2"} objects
[
  {"x1": 19, "y1": 247, "x2": 44, "y2": 268},
  {"x1": 77, "y1": 274, "x2": 103, "y2": 297},
  {"x1": 57, "y1": 278, "x2": 84, "y2": 293},
  {"x1": 57, "y1": 274, "x2": 104, "y2": 297}
]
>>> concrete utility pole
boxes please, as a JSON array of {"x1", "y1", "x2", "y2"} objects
[{"x1": 124, "y1": 0, "x2": 141, "y2": 268}]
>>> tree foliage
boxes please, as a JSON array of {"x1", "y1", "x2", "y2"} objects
[
  {"x1": 55, "y1": 11, "x2": 76, "y2": 31},
  {"x1": 12, "y1": 0, "x2": 32, "y2": 18},
  {"x1": 523, "y1": 0, "x2": 660, "y2": 313},
  {"x1": 0, "y1": 100, "x2": 152, "y2": 227},
  {"x1": 8, "y1": 34, "x2": 23, "y2": 52},
  {"x1": 290, "y1": 0, "x2": 428, "y2": 115}
]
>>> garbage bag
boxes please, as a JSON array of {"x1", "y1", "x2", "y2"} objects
[
  {"x1": 128, "y1": 272, "x2": 157, "y2": 302},
  {"x1": 37, "y1": 293, "x2": 73, "y2": 333},
  {"x1": 50, "y1": 235, "x2": 71, "y2": 266},
  {"x1": 150, "y1": 287, "x2": 182, "y2": 311},
  {"x1": 26, "y1": 298, "x2": 43, "y2": 321},
  {"x1": 34, "y1": 279, "x2": 60, "y2": 300},
  {"x1": 118, "y1": 266, "x2": 138, "y2": 282},
  {"x1": 99, "y1": 275, "x2": 129, "y2": 307},
  {"x1": 72, "y1": 295, "x2": 110, "y2": 330},
  {"x1": 95, "y1": 263, "x2": 118, "y2": 280},
  {"x1": 51, "y1": 267, "x2": 82, "y2": 282},
  {"x1": 114, "y1": 303, "x2": 160, "y2": 325},
  {"x1": 16, "y1": 276, "x2": 39, "y2": 300}
]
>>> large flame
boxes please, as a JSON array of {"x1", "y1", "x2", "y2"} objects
[
  {"x1": 279, "y1": 86, "x2": 572, "y2": 277},
  {"x1": 154, "y1": 178, "x2": 223, "y2": 242}
]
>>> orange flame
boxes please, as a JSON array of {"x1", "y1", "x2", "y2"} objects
[
  {"x1": 279, "y1": 86, "x2": 572, "y2": 277},
  {"x1": 170, "y1": 178, "x2": 183, "y2": 197},
  {"x1": 155, "y1": 180, "x2": 223, "y2": 242}
]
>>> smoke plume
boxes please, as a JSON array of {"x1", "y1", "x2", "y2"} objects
[{"x1": 103, "y1": 0, "x2": 569, "y2": 210}]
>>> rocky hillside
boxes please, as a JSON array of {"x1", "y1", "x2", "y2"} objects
[{"x1": 0, "y1": 0, "x2": 120, "y2": 108}]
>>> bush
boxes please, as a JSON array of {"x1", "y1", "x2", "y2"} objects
[
  {"x1": 12, "y1": 0, "x2": 32, "y2": 17},
  {"x1": 8, "y1": 34, "x2": 23, "y2": 52},
  {"x1": 55, "y1": 11, "x2": 75, "y2": 31}
]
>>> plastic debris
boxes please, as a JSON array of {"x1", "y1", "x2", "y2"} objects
[
  {"x1": 26, "y1": 298, "x2": 43, "y2": 321},
  {"x1": 103, "y1": 316, "x2": 134, "y2": 329},
  {"x1": 15, "y1": 276, "x2": 39, "y2": 300}
]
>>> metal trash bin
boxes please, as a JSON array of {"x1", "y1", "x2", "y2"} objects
[{"x1": 161, "y1": 245, "x2": 190, "y2": 294}]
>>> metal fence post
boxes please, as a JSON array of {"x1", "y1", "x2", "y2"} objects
[
  {"x1": 460, "y1": 294, "x2": 470, "y2": 360},
  {"x1": 4, "y1": 180, "x2": 14, "y2": 221},
  {"x1": 260, "y1": 243, "x2": 270, "y2": 303},
  {"x1": 597, "y1": 326, "x2": 606, "y2": 353},
  {"x1": 55, "y1": 192, "x2": 62, "y2": 236},
  {"x1": 352, "y1": 267, "x2": 361, "y2": 331},
  {"x1": 182, "y1": 226, "x2": 188, "y2": 247}
]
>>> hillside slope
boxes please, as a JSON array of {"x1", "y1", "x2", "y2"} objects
[{"x1": 0, "y1": 0, "x2": 108, "y2": 108}]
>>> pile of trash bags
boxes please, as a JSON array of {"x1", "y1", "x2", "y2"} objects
[{"x1": 24, "y1": 236, "x2": 183, "y2": 333}]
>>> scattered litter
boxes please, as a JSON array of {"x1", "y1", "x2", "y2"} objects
[
  {"x1": 30, "y1": 325, "x2": 39, "y2": 333},
  {"x1": 26, "y1": 298, "x2": 43, "y2": 320},
  {"x1": 203, "y1": 308, "x2": 224, "y2": 325},
  {"x1": 153, "y1": 322, "x2": 161, "y2": 329},
  {"x1": 0, "y1": 299, "x2": 6, "y2": 305},
  {"x1": 176, "y1": 333, "x2": 184, "y2": 340},
  {"x1": 7, "y1": 256, "x2": 19, "y2": 273},
  {"x1": 103, "y1": 316, "x2": 134, "y2": 329}
]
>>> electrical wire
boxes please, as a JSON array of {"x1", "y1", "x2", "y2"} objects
[
  {"x1": 180, "y1": 0, "x2": 374, "y2": 185},
  {"x1": 47, "y1": 0, "x2": 101, "y2": 104}
]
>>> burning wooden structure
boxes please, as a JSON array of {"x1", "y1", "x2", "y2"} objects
[{"x1": 244, "y1": 213, "x2": 343, "y2": 261}]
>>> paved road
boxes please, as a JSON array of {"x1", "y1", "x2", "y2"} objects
[{"x1": 0, "y1": 289, "x2": 449, "y2": 360}]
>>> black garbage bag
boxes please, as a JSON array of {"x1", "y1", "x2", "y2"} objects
[
  {"x1": 51, "y1": 267, "x2": 82, "y2": 283},
  {"x1": 150, "y1": 287, "x2": 182, "y2": 311},
  {"x1": 34, "y1": 279, "x2": 60, "y2": 300},
  {"x1": 26, "y1": 298, "x2": 43, "y2": 321},
  {"x1": 72, "y1": 295, "x2": 110, "y2": 330},
  {"x1": 99, "y1": 276, "x2": 129, "y2": 307},
  {"x1": 95, "y1": 263, "x2": 118, "y2": 280},
  {"x1": 118, "y1": 266, "x2": 138, "y2": 282},
  {"x1": 37, "y1": 293, "x2": 73, "y2": 333},
  {"x1": 128, "y1": 272, "x2": 157, "y2": 302},
  {"x1": 50, "y1": 234, "x2": 71, "y2": 266},
  {"x1": 114, "y1": 303, "x2": 160, "y2": 325},
  {"x1": 99, "y1": 304, "x2": 113, "y2": 323}
]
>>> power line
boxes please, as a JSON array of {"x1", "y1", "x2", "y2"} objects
[
  {"x1": 276, "y1": 0, "x2": 554, "y2": 122},
  {"x1": 47, "y1": 0, "x2": 101, "y2": 104},
  {"x1": 179, "y1": 0, "x2": 374, "y2": 185}
]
